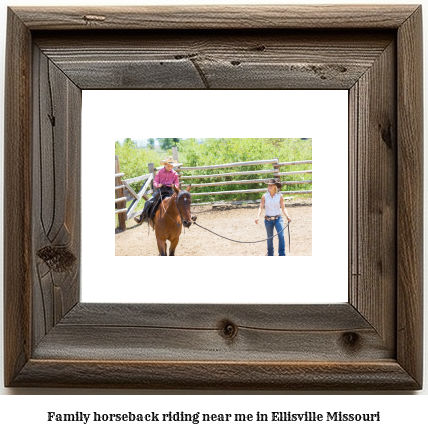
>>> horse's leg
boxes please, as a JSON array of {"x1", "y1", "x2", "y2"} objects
[
  {"x1": 156, "y1": 236, "x2": 167, "y2": 256},
  {"x1": 169, "y1": 237, "x2": 180, "y2": 256}
]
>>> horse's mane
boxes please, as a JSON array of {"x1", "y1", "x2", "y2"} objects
[{"x1": 177, "y1": 190, "x2": 191, "y2": 201}]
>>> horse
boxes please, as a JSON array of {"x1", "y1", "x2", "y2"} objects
[{"x1": 152, "y1": 185, "x2": 192, "y2": 256}]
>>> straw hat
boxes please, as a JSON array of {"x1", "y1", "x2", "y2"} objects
[
  {"x1": 265, "y1": 178, "x2": 282, "y2": 189},
  {"x1": 160, "y1": 156, "x2": 177, "y2": 165}
]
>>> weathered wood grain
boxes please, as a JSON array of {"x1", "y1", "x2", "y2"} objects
[
  {"x1": 12, "y1": 5, "x2": 419, "y2": 30},
  {"x1": 32, "y1": 325, "x2": 390, "y2": 362},
  {"x1": 349, "y1": 39, "x2": 397, "y2": 354},
  {"x1": 61, "y1": 303, "x2": 370, "y2": 329},
  {"x1": 34, "y1": 31, "x2": 394, "y2": 89},
  {"x1": 4, "y1": 7, "x2": 32, "y2": 388},
  {"x1": 32, "y1": 46, "x2": 81, "y2": 348},
  {"x1": 396, "y1": 6, "x2": 423, "y2": 388},
  {"x1": 32, "y1": 304, "x2": 389, "y2": 364},
  {"x1": 12, "y1": 361, "x2": 419, "y2": 390}
]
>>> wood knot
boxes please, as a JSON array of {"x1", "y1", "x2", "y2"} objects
[
  {"x1": 219, "y1": 320, "x2": 238, "y2": 340},
  {"x1": 37, "y1": 246, "x2": 76, "y2": 272},
  {"x1": 341, "y1": 332, "x2": 361, "y2": 351},
  {"x1": 378, "y1": 123, "x2": 393, "y2": 149},
  {"x1": 231, "y1": 61, "x2": 241, "y2": 66}
]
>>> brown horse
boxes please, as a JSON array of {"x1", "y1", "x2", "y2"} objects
[{"x1": 152, "y1": 185, "x2": 192, "y2": 256}]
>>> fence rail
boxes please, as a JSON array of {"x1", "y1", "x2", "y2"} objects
[
  {"x1": 277, "y1": 159, "x2": 312, "y2": 167},
  {"x1": 180, "y1": 168, "x2": 278, "y2": 179},
  {"x1": 278, "y1": 170, "x2": 312, "y2": 176},
  {"x1": 176, "y1": 157, "x2": 311, "y2": 197},
  {"x1": 181, "y1": 178, "x2": 312, "y2": 188},
  {"x1": 191, "y1": 188, "x2": 312, "y2": 196},
  {"x1": 115, "y1": 147, "x2": 311, "y2": 231},
  {"x1": 177, "y1": 159, "x2": 279, "y2": 171}
]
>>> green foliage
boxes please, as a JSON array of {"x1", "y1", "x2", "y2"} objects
[
  {"x1": 157, "y1": 138, "x2": 181, "y2": 151},
  {"x1": 147, "y1": 138, "x2": 155, "y2": 149},
  {"x1": 178, "y1": 138, "x2": 312, "y2": 201},
  {"x1": 115, "y1": 139, "x2": 160, "y2": 192},
  {"x1": 116, "y1": 138, "x2": 312, "y2": 204}
]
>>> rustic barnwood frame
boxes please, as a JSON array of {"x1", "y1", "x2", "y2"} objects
[{"x1": 4, "y1": 5, "x2": 423, "y2": 389}]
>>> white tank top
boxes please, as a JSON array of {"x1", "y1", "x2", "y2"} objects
[{"x1": 264, "y1": 192, "x2": 281, "y2": 216}]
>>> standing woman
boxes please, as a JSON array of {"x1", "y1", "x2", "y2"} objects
[{"x1": 255, "y1": 179, "x2": 291, "y2": 256}]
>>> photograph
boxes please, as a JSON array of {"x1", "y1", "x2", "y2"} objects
[
  {"x1": 114, "y1": 138, "x2": 312, "y2": 256},
  {"x1": 1, "y1": 0, "x2": 425, "y2": 405}
]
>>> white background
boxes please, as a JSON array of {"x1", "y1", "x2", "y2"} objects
[
  {"x1": 0, "y1": 0, "x2": 427, "y2": 430},
  {"x1": 82, "y1": 90, "x2": 348, "y2": 304}
]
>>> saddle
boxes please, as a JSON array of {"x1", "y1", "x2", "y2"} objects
[{"x1": 148, "y1": 189, "x2": 175, "y2": 222}]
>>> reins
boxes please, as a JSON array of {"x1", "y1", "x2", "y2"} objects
[
  {"x1": 157, "y1": 191, "x2": 183, "y2": 227},
  {"x1": 163, "y1": 194, "x2": 182, "y2": 226},
  {"x1": 147, "y1": 190, "x2": 181, "y2": 234}
]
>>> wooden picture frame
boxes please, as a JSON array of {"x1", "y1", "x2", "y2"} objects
[{"x1": 4, "y1": 5, "x2": 423, "y2": 389}]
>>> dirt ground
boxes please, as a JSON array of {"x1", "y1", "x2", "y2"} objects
[{"x1": 115, "y1": 197, "x2": 311, "y2": 256}]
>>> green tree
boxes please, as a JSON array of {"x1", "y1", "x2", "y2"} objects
[
  {"x1": 147, "y1": 138, "x2": 155, "y2": 149},
  {"x1": 115, "y1": 138, "x2": 159, "y2": 192},
  {"x1": 158, "y1": 138, "x2": 180, "y2": 151},
  {"x1": 123, "y1": 138, "x2": 137, "y2": 148}
]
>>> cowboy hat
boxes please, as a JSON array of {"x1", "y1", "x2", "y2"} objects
[
  {"x1": 160, "y1": 156, "x2": 177, "y2": 165},
  {"x1": 265, "y1": 178, "x2": 282, "y2": 189}
]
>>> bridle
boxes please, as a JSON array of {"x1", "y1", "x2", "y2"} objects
[{"x1": 160, "y1": 191, "x2": 191, "y2": 228}]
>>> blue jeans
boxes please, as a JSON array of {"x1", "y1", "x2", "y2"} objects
[{"x1": 265, "y1": 216, "x2": 286, "y2": 256}]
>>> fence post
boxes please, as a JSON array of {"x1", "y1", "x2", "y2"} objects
[
  {"x1": 172, "y1": 146, "x2": 181, "y2": 185},
  {"x1": 115, "y1": 155, "x2": 127, "y2": 231},
  {"x1": 172, "y1": 146, "x2": 179, "y2": 163},
  {"x1": 148, "y1": 162, "x2": 156, "y2": 195},
  {"x1": 273, "y1": 158, "x2": 281, "y2": 190}
]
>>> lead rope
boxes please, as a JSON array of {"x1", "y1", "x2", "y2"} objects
[
  {"x1": 192, "y1": 220, "x2": 291, "y2": 252},
  {"x1": 149, "y1": 191, "x2": 290, "y2": 251}
]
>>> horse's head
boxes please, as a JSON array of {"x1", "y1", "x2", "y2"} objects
[{"x1": 173, "y1": 185, "x2": 192, "y2": 228}]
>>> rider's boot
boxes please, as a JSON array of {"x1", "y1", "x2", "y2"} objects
[{"x1": 134, "y1": 213, "x2": 146, "y2": 225}]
